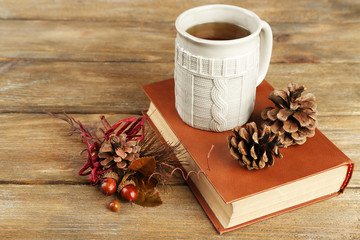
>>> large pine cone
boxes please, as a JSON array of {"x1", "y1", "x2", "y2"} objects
[
  {"x1": 99, "y1": 134, "x2": 141, "y2": 170},
  {"x1": 227, "y1": 122, "x2": 282, "y2": 170},
  {"x1": 261, "y1": 83, "x2": 317, "y2": 148}
]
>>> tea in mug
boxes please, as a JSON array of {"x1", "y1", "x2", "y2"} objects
[{"x1": 186, "y1": 22, "x2": 251, "y2": 40}]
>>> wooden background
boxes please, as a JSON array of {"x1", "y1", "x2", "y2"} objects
[{"x1": 0, "y1": 0, "x2": 359, "y2": 239}]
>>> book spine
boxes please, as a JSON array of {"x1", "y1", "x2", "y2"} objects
[{"x1": 339, "y1": 163, "x2": 354, "y2": 193}]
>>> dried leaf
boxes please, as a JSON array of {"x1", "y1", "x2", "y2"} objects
[
  {"x1": 117, "y1": 172, "x2": 136, "y2": 192},
  {"x1": 133, "y1": 176, "x2": 162, "y2": 207},
  {"x1": 128, "y1": 156, "x2": 156, "y2": 176},
  {"x1": 134, "y1": 187, "x2": 162, "y2": 207}
]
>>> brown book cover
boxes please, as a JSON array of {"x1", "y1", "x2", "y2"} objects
[{"x1": 142, "y1": 79, "x2": 354, "y2": 234}]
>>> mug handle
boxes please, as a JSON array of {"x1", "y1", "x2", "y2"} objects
[{"x1": 257, "y1": 20, "x2": 273, "y2": 86}]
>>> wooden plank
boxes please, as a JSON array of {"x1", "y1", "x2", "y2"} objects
[
  {"x1": 0, "y1": 61, "x2": 172, "y2": 114},
  {"x1": 0, "y1": 113, "x2": 358, "y2": 187},
  {"x1": 0, "y1": 62, "x2": 359, "y2": 115},
  {"x1": 0, "y1": 20, "x2": 359, "y2": 63},
  {"x1": 0, "y1": 184, "x2": 358, "y2": 239},
  {"x1": 266, "y1": 63, "x2": 360, "y2": 115},
  {"x1": 0, "y1": 0, "x2": 359, "y2": 24},
  {"x1": 0, "y1": 113, "x2": 185, "y2": 185}
]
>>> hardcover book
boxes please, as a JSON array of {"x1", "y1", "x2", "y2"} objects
[{"x1": 142, "y1": 79, "x2": 354, "y2": 234}]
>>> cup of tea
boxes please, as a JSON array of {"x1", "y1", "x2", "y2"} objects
[{"x1": 174, "y1": 4, "x2": 273, "y2": 132}]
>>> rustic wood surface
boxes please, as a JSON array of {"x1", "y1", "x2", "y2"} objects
[{"x1": 0, "y1": 0, "x2": 359, "y2": 239}]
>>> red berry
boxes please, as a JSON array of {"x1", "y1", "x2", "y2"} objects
[
  {"x1": 101, "y1": 178, "x2": 117, "y2": 196},
  {"x1": 120, "y1": 184, "x2": 138, "y2": 201},
  {"x1": 109, "y1": 200, "x2": 120, "y2": 212}
]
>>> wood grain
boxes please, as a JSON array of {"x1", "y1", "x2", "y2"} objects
[
  {"x1": 0, "y1": 20, "x2": 359, "y2": 63},
  {"x1": 0, "y1": 185, "x2": 358, "y2": 239},
  {"x1": 0, "y1": 62, "x2": 359, "y2": 114},
  {"x1": 0, "y1": 113, "x2": 185, "y2": 185},
  {"x1": 0, "y1": 0, "x2": 359, "y2": 238},
  {"x1": 0, "y1": 113, "x2": 358, "y2": 187},
  {"x1": 0, "y1": 0, "x2": 359, "y2": 24}
]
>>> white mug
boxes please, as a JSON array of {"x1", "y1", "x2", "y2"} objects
[{"x1": 174, "y1": 4, "x2": 273, "y2": 132}]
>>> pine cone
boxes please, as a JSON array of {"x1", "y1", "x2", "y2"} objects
[
  {"x1": 227, "y1": 122, "x2": 282, "y2": 170},
  {"x1": 261, "y1": 83, "x2": 317, "y2": 148},
  {"x1": 99, "y1": 134, "x2": 141, "y2": 170}
]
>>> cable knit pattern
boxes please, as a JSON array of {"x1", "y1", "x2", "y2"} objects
[
  {"x1": 210, "y1": 79, "x2": 228, "y2": 132},
  {"x1": 174, "y1": 40, "x2": 259, "y2": 132}
]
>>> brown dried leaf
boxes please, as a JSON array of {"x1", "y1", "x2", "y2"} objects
[
  {"x1": 128, "y1": 156, "x2": 156, "y2": 176},
  {"x1": 133, "y1": 176, "x2": 162, "y2": 207},
  {"x1": 134, "y1": 187, "x2": 162, "y2": 207}
]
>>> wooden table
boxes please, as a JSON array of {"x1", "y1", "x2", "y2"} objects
[{"x1": 0, "y1": 1, "x2": 359, "y2": 239}]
